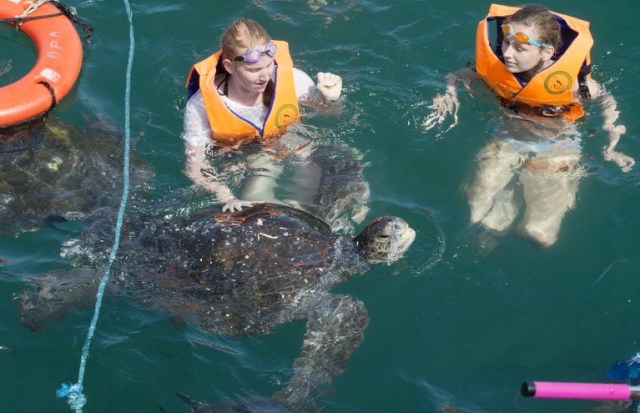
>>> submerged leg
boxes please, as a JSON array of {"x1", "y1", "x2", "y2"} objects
[
  {"x1": 242, "y1": 151, "x2": 284, "y2": 203},
  {"x1": 242, "y1": 149, "x2": 283, "y2": 202},
  {"x1": 467, "y1": 140, "x2": 523, "y2": 231},
  {"x1": 518, "y1": 153, "x2": 581, "y2": 248},
  {"x1": 285, "y1": 158, "x2": 322, "y2": 210},
  {"x1": 274, "y1": 293, "x2": 368, "y2": 408}
]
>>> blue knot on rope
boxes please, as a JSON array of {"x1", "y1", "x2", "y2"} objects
[{"x1": 56, "y1": 382, "x2": 87, "y2": 410}]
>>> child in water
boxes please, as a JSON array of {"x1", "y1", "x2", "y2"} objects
[
  {"x1": 424, "y1": 4, "x2": 634, "y2": 247},
  {"x1": 183, "y1": 18, "x2": 342, "y2": 213}
]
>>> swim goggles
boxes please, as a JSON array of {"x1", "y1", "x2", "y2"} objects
[
  {"x1": 233, "y1": 42, "x2": 277, "y2": 63},
  {"x1": 501, "y1": 24, "x2": 550, "y2": 48}
]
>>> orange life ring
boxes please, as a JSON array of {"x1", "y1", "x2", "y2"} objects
[{"x1": 0, "y1": 0, "x2": 83, "y2": 127}]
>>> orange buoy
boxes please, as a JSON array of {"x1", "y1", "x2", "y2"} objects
[{"x1": 0, "y1": 0, "x2": 83, "y2": 127}]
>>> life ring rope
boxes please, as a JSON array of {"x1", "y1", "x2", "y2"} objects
[
  {"x1": 0, "y1": 11, "x2": 64, "y2": 24},
  {"x1": 18, "y1": 0, "x2": 51, "y2": 18},
  {"x1": 0, "y1": 0, "x2": 93, "y2": 42},
  {"x1": 38, "y1": 80, "x2": 58, "y2": 112}
]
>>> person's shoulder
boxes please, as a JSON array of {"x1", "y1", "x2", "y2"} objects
[
  {"x1": 292, "y1": 67, "x2": 316, "y2": 100},
  {"x1": 293, "y1": 67, "x2": 314, "y2": 83},
  {"x1": 183, "y1": 89, "x2": 211, "y2": 146},
  {"x1": 185, "y1": 90, "x2": 205, "y2": 111}
]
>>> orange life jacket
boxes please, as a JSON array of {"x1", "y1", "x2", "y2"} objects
[
  {"x1": 475, "y1": 4, "x2": 593, "y2": 121},
  {"x1": 186, "y1": 40, "x2": 300, "y2": 146}
]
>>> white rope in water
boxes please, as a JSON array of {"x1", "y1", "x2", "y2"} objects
[
  {"x1": 17, "y1": 0, "x2": 49, "y2": 18},
  {"x1": 56, "y1": 0, "x2": 134, "y2": 411}
]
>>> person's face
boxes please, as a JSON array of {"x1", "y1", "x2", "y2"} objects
[
  {"x1": 501, "y1": 22, "x2": 554, "y2": 75},
  {"x1": 224, "y1": 43, "x2": 275, "y2": 97}
]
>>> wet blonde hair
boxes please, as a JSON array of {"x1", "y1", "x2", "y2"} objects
[
  {"x1": 505, "y1": 4, "x2": 561, "y2": 50},
  {"x1": 220, "y1": 18, "x2": 272, "y2": 60}
]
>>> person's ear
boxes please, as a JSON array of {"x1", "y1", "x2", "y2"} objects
[
  {"x1": 222, "y1": 58, "x2": 235, "y2": 74},
  {"x1": 542, "y1": 46, "x2": 555, "y2": 62}
]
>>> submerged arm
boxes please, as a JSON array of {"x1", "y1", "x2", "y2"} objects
[
  {"x1": 182, "y1": 95, "x2": 254, "y2": 212},
  {"x1": 600, "y1": 93, "x2": 635, "y2": 172},
  {"x1": 587, "y1": 78, "x2": 635, "y2": 172},
  {"x1": 423, "y1": 67, "x2": 477, "y2": 134},
  {"x1": 184, "y1": 143, "x2": 254, "y2": 212}
]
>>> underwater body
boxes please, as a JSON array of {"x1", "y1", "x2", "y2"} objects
[{"x1": 2, "y1": 1, "x2": 640, "y2": 412}]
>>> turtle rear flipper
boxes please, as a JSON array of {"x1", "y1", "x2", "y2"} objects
[
  {"x1": 176, "y1": 393, "x2": 294, "y2": 413},
  {"x1": 14, "y1": 268, "x2": 102, "y2": 331}
]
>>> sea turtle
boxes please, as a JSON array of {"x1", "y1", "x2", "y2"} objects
[
  {"x1": 0, "y1": 117, "x2": 153, "y2": 236},
  {"x1": 15, "y1": 202, "x2": 415, "y2": 410}
]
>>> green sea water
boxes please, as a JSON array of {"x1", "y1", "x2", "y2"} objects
[{"x1": 2, "y1": 1, "x2": 640, "y2": 412}]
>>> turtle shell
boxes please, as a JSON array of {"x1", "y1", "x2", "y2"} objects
[{"x1": 70, "y1": 203, "x2": 363, "y2": 336}]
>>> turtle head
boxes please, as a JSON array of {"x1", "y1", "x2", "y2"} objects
[{"x1": 353, "y1": 216, "x2": 415, "y2": 264}]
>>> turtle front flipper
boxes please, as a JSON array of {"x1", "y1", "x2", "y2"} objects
[
  {"x1": 14, "y1": 267, "x2": 103, "y2": 331},
  {"x1": 274, "y1": 293, "x2": 368, "y2": 408}
]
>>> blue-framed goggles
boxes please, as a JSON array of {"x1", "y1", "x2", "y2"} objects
[{"x1": 233, "y1": 42, "x2": 277, "y2": 63}]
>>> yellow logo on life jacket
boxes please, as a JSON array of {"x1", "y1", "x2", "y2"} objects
[
  {"x1": 544, "y1": 71, "x2": 572, "y2": 95},
  {"x1": 275, "y1": 104, "x2": 299, "y2": 128}
]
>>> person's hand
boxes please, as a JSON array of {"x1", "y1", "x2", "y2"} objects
[
  {"x1": 604, "y1": 149, "x2": 635, "y2": 172},
  {"x1": 602, "y1": 123, "x2": 635, "y2": 172},
  {"x1": 316, "y1": 72, "x2": 342, "y2": 101},
  {"x1": 222, "y1": 198, "x2": 254, "y2": 212},
  {"x1": 423, "y1": 89, "x2": 459, "y2": 135}
]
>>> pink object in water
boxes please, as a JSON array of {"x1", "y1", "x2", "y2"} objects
[{"x1": 522, "y1": 381, "x2": 636, "y2": 400}]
